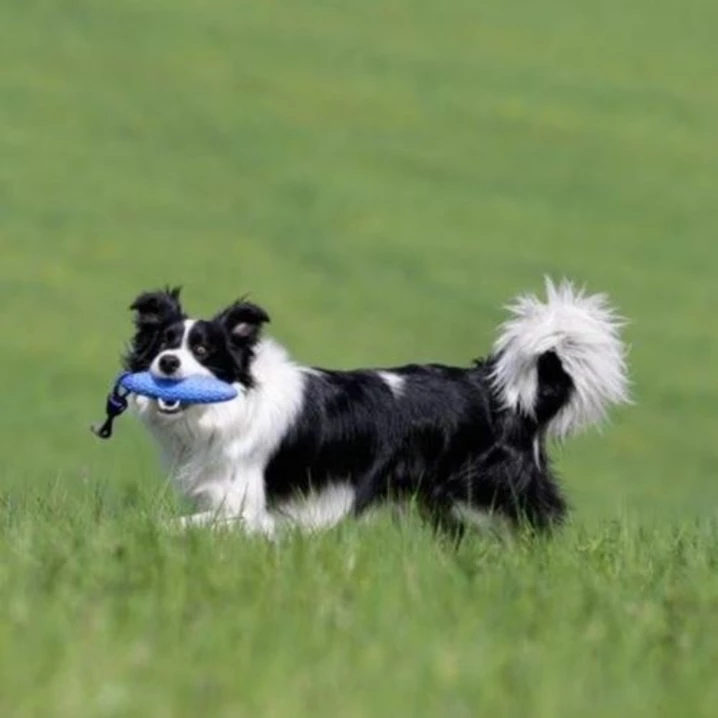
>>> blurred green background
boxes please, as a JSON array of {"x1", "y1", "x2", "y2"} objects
[{"x1": 1, "y1": 0, "x2": 717, "y2": 516}]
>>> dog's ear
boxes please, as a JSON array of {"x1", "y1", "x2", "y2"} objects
[
  {"x1": 129, "y1": 286, "x2": 185, "y2": 328},
  {"x1": 124, "y1": 287, "x2": 186, "y2": 371},
  {"x1": 215, "y1": 300, "x2": 270, "y2": 345}
]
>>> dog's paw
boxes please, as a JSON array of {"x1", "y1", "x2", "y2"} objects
[
  {"x1": 167, "y1": 511, "x2": 276, "y2": 538},
  {"x1": 240, "y1": 512, "x2": 276, "y2": 539}
]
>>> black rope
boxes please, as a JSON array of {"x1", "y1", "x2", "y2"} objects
[{"x1": 91, "y1": 374, "x2": 130, "y2": 440}]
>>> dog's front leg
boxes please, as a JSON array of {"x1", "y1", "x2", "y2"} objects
[
  {"x1": 174, "y1": 510, "x2": 225, "y2": 530},
  {"x1": 171, "y1": 509, "x2": 275, "y2": 537},
  {"x1": 221, "y1": 469, "x2": 276, "y2": 537},
  {"x1": 172, "y1": 477, "x2": 276, "y2": 537}
]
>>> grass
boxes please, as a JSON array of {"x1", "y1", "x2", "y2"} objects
[
  {"x1": 3, "y1": 495, "x2": 718, "y2": 717},
  {"x1": 1, "y1": 0, "x2": 718, "y2": 714}
]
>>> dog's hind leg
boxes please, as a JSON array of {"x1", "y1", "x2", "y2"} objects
[{"x1": 428, "y1": 445, "x2": 568, "y2": 538}]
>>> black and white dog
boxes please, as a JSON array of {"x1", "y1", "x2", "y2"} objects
[{"x1": 124, "y1": 279, "x2": 628, "y2": 537}]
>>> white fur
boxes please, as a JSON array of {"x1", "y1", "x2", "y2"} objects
[
  {"x1": 132, "y1": 337, "x2": 306, "y2": 536},
  {"x1": 377, "y1": 371, "x2": 405, "y2": 397},
  {"x1": 491, "y1": 278, "x2": 630, "y2": 439},
  {"x1": 275, "y1": 484, "x2": 356, "y2": 532}
]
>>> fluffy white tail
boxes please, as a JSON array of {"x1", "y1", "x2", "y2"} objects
[{"x1": 491, "y1": 278, "x2": 630, "y2": 439}]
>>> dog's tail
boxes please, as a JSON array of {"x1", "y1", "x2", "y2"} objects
[{"x1": 490, "y1": 278, "x2": 630, "y2": 440}]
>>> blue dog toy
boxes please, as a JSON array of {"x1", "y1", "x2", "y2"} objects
[
  {"x1": 92, "y1": 371, "x2": 238, "y2": 439},
  {"x1": 120, "y1": 371, "x2": 238, "y2": 404}
]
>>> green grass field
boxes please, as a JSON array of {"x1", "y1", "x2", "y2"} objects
[{"x1": 2, "y1": 0, "x2": 718, "y2": 715}]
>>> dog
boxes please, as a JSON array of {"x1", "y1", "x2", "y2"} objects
[{"x1": 123, "y1": 279, "x2": 629, "y2": 537}]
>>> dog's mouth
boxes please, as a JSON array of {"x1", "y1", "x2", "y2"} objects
[{"x1": 156, "y1": 398, "x2": 186, "y2": 415}]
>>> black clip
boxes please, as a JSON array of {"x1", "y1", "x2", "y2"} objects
[{"x1": 91, "y1": 374, "x2": 131, "y2": 440}]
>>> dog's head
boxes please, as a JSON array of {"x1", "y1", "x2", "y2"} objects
[{"x1": 124, "y1": 287, "x2": 270, "y2": 417}]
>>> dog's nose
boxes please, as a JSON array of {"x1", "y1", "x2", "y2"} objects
[{"x1": 159, "y1": 354, "x2": 181, "y2": 376}]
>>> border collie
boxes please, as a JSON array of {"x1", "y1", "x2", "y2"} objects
[{"x1": 123, "y1": 279, "x2": 629, "y2": 537}]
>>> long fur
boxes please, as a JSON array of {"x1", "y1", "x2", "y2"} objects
[
  {"x1": 491, "y1": 278, "x2": 630, "y2": 440},
  {"x1": 122, "y1": 279, "x2": 630, "y2": 537}
]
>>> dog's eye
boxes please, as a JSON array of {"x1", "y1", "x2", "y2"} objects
[{"x1": 194, "y1": 345, "x2": 208, "y2": 359}]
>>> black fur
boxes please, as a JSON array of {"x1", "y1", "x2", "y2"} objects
[
  {"x1": 124, "y1": 287, "x2": 185, "y2": 371},
  {"x1": 212, "y1": 301, "x2": 270, "y2": 387},
  {"x1": 263, "y1": 361, "x2": 569, "y2": 533}
]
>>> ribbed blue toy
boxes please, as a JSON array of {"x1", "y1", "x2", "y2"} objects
[
  {"x1": 92, "y1": 371, "x2": 237, "y2": 439},
  {"x1": 119, "y1": 371, "x2": 238, "y2": 403}
]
